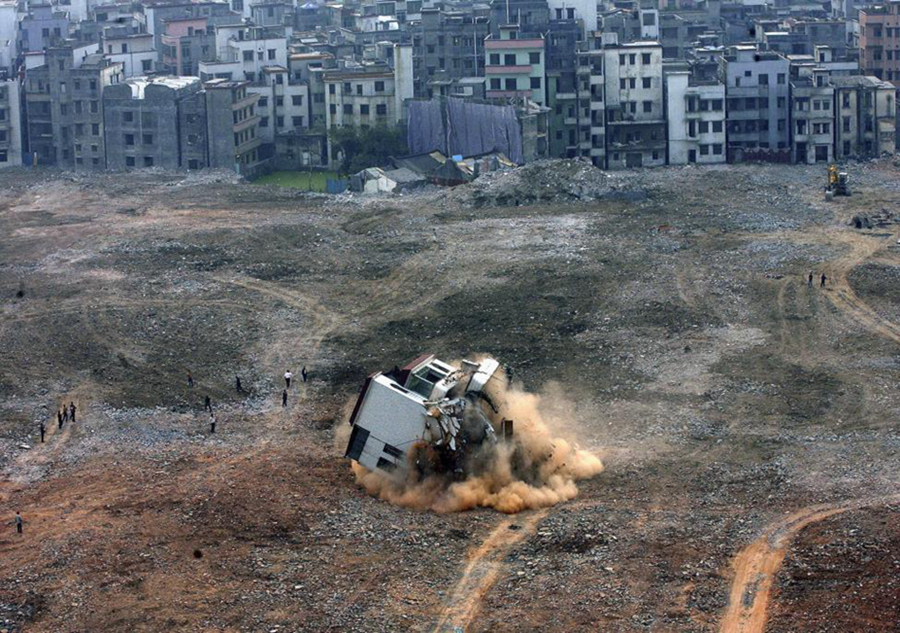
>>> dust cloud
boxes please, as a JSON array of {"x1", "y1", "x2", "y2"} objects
[{"x1": 348, "y1": 374, "x2": 603, "y2": 514}]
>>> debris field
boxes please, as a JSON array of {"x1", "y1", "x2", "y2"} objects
[{"x1": 1, "y1": 160, "x2": 900, "y2": 632}]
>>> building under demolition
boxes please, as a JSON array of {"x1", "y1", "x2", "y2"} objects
[{"x1": 345, "y1": 355, "x2": 511, "y2": 476}]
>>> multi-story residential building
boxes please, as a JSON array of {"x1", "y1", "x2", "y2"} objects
[
  {"x1": 790, "y1": 64, "x2": 834, "y2": 163},
  {"x1": 0, "y1": 0, "x2": 18, "y2": 71},
  {"x1": 203, "y1": 78, "x2": 262, "y2": 171},
  {"x1": 290, "y1": 51, "x2": 335, "y2": 129},
  {"x1": 103, "y1": 32, "x2": 157, "y2": 77},
  {"x1": 832, "y1": 74, "x2": 896, "y2": 158},
  {"x1": 484, "y1": 26, "x2": 546, "y2": 105},
  {"x1": 859, "y1": 1, "x2": 900, "y2": 85},
  {"x1": 103, "y1": 76, "x2": 206, "y2": 169},
  {"x1": 574, "y1": 43, "x2": 606, "y2": 167},
  {"x1": 0, "y1": 76, "x2": 22, "y2": 167},
  {"x1": 413, "y1": 8, "x2": 490, "y2": 98},
  {"x1": 18, "y1": 4, "x2": 69, "y2": 54},
  {"x1": 720, "y1": 46, "x2": 791, "y2": 158},
  {"x1": 24, "y1": 44, "x2": 124, "y2": 168},
  {"x1": 665, "y1": 65, "x2": 726, "y2": 164},
  {"x1": 143, "y1": 0, "x2": 236, "y2": 54},
  {"x1": 604, "y1": 41, "x2": 666, "y2": 169}
]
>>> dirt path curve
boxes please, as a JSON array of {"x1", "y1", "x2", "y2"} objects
[
  {"x1": 433, "y1": 509, "x2": 548, "y2": 633},
  {"x1": 719, "y1": 493, "x2": 900, "y2": 633}
]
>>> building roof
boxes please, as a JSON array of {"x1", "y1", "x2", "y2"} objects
[
  {"x1": 121, "y1": 75, "x2": 200, "y2": 98},
  {"x1": 830, "y1": 75, "x2": 893, "y2": 89}
]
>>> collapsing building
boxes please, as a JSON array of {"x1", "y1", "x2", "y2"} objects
[{"x1": 345, "y1": 355, "x2": 512, "y2": 476}]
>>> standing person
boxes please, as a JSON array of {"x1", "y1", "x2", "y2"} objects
[
  {"x1": 39, "y1": 422, "x2": 45, "y2": 443},
  {"x1": 204, "y1": 395, "x2": 212, "y2": 413},
  {"x1": 821, "y1": 273, "x2": 827, "y2": 288},
  {"x1": 57, "y1": 409, "x2": 63, "y2": 429},
  {"x1": 282, "y1": 389, "x2": 288, "y2": 407},
  {"x1": 188, "y1": 372, "x2": 194, "y2": 388},
  {"x1": 62, "y1": 405, "x2": 68, "y2": 423},
  {"x1": 69, "y1": 402, "x2": 76, "y2": 423},
  {"x1": 808, "y1": 271, "x2": 813, "y2": 287},
  {"x1": 301, "y1": 366, "x2": 308, "y2": 383},
  {"x1": 209, "y1": 412, "x2": 216, "y2": 434},
  {"x1": 235, "y1": 375, "x2": 243, "y2": 393},
  {"x1": 14, "y1": 511, "x2": 23, "y2": 535},
  {"x1": 284, "y1": 370, "x2": 293, "y2": 389}
]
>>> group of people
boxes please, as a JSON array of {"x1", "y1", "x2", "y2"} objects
[
  {"x1": 38, "y1": 401, "x2": 77, "y2": 444},
  {"x1": 282, "y1": 367, "x2": 308, "y2": 407},
  {"x1": 808, "y1": 271, "x2": 828, "y2": 288}
]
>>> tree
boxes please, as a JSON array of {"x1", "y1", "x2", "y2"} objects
[{"x1": 331, "y1": 124, "x2": 408, "y2": 175}]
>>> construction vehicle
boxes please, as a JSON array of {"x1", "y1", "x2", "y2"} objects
[{"x1": 826, "y1": 164, "x2": 851, "y2": 198}]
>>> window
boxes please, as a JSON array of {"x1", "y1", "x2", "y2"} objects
[
  {"x1": 842, "y1": 93, "x2": 850, "y2": 108},
  {"x1": 261, "y1": 116, "x2": 269, "y2": 127},
  {"x1": 759, "y1": 73, "x2": 768, "y2": 85},
  {"x1": 490, "y1": 53, "x2": 500, "y2": 65},
  {"x1": 814, "y1": 100, "x2": 821, "y2": 111},
  {"x1": 823, "y1": 100, "x2": 830, "y2": 110},
  {"x1": 700, "y1": 144, "x2": 709, "y2": 155},
  {"x1": 712, "y1": 143, "x2": 722, "y2": 155},
  {"x1": 91, "y1": 101, "x2": 98, "y2": 113},
  {"x1": 291, "y1": 95, "x2": 303, "y2": 106},
  {"x1": 374, "y1": 81, "x2": 385, "y2": 92},
  {"x1": 243, "y1": 50, "x2": 253, "y2": 62},
  {"x1": 711, "y1": 99, "x2": 723, "y2": 111},
  {"x1": 642, "y1": 77, "x2": 651, "y2": 89},
  {"x1": 490, "y1": 78, "x2": 501, "y2": 89},
  {"x1": 125, "y1": 133, "x2": 135, "y2": 146},
  {"x1": 712, "y1": 120, "x2": 723, "y2": 133},
  {"x1": 505, "y1": 78, "x2": 516, "y2": 90},
  {"x1": 275, "y1": 97, "x2": 283, "y2": 107},
  {"x1": 143, "y1": 134, "x2": 153, "y2": 145},
  {"x1": 376, "y1": 104, "x2": 387, "y2": 116},
  {"x1": 259, "y1": 97, "x2": 268, "y2": 107},
  {"x1": 144, "y1": 156, "x2": 154, "y2": 167},
  {"x1": 124, "y1": 111, "x2": 133, "y2": 122},
  {"x1": 629, "y1": 54, "x2": 636, "y2": 64},
  {"x1": 359, "y1": 104, "x2": 369, "y2": 115},
  {"x1": 125, "y1": 156, "x2": 135, "y2": 167},
  {"x1": 529, "y1": 52, "x2": 540, "y2": 64},
  {"x1": 843, "y1": 117, "x2": 851, "y2": 132},
  {"x1": 92, "y1": 123, "x2": 100, "y2": 136},
  {"x1": 744, "y1": 70, "x2": 752, "y2": 77},
  {"x1": 504, "y1": 54, "x2": 516, "y2": 65},
  {"x1": 777, "y1": 73, "x2": 785, "y2": 84},
  {"x1": 356, "y1": 84, "x2": 362, "y2": 95},
  {"x1": 642, "y1": 100, "x2": 652, "y2": 113},
  {"x1": 276, "y1": 116, "x2": 283, "y2": 127},
  {"x1": 641, "y1": 53, "x2": 651, "y2": 64},
  {"x1": 699, "y1": 121, "x2": 709, "y2": 133},
  {"x1": 620, "y1": 78, "x2": 627, "y2": 89},
  {"x1": 343, "y1": 104, "x2": 353, "y2": 114},
  {"x1": 328, "y1": 104, "x2": 335, "y2": 115},
  {"x1": 629, "y1": 78, "x2": 636, "y2": 89},
  {"x1": 530, "y1": 77, "x2": 541, "y2": 89}
]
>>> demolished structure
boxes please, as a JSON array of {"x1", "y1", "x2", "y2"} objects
[{"x1": 345, "y1": 355, "x2": 511, "y2": 477}]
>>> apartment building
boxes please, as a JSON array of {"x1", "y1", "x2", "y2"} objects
[
  {"x1": 103, "y1": 75, "x2": 205, "y2": 169},
  {"x1": 0, "y1": 0, "x2": 17, "y2": 71},
  {"x1": 103, "y1": 32, "x2": 156, "y2": 77},
  {"x1": 484, "y1": 26, "x2": 546, "y2": 106},
  {"x1": 604, "y1": 41, "x2": 666, "y2": 169},
  {"x1": 0, "y1": 76, "x2": 22, "y2": 167},
  {"x1": 18, "y1": 4, "x2": 69, "y2": 54},
  {"x1": 832, "y1": 74, "x2": 896, "y2": 158},
  {"x1": 203, "y1": 78, "x2": 262, "y2": 171},
  {"x1": 574, "y1": 45, "x2": 606, "y2": 167},
  {"x1": 790, "y1": 65, "x2": 834, "y2": 163},
  {"x1": 412, "y1": 8, "x2": 489, "y2": 99},
  {"x1": 24, "y1": 44, "x2": 124, "y2": 168},
  {"x1": 665, "y1": 66, "x2": 726, "y2": 164},
  {"x1": 720, "y1": 46, "x2": 791, "y2": 156},
  {"x1": 859, "y1": 1, "x2": 900, "y2": 85}
]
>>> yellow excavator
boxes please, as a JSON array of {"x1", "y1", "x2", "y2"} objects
[{"x1": 826, "y1": 164, "x2": 851, "y2": 198}]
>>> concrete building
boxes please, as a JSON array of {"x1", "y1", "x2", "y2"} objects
[
  {"x1": 24, "y1": 44, "x2": 124, "y2": 168},
  {"x1": 665, "y1": 66, "x2": 726, "y2": 164},
  {"x1": 0, "y1": 77, "x2": 22, "y2": 167},
  {"x1": 574, "y1": 43, "x2": 606, "y2": 166},
  {"x1": 721, "y1": 46, "x2": 791, "y2": 159},
  {"x1": 860, "y1": 1, "x2": 900, "y2": 85},
  {"x1": 103, "y1": 33, "x2": 157, "y2": 77},
  {"x1": 103, "y1": 76, "x2": 205, "y2": 169},
  {"x1": 18, "y1": 4, "x2": 69, "y2": 54},
  {"x1": 144, "y1": 0, "x2": 236, "y2": 53},
  {"x1": 790, "y1": 65, "x2": 834, "y2": 163},
  {"x1": 413, "y1": 8, "x2": 490, "y2": 98},
  {"x1": 832, "y1": 74, "x2": 897, "y2": 158},
  {"x1": 484, "y1": 26, "x2": 546, "y2": 105},
  {"x1": 604, "y1": 41, "x2": 666, "y2": 169},
  {"x1": 203, "y1": 78, "x2": 262, "y2": 172},
  {"x1": 0, "y1": 0, "x2": 18, "y2": 72}
]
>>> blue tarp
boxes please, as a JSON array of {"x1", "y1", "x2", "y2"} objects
[{"x1": 407, "y1": 98, "x2": 525, "y2": 165}]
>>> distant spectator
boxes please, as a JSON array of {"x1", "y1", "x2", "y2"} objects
[
  {"x1": 282, "y1": 389, "x2": 288, "y2": 407},
  {"x1": 14, "y1": 511, "x2": 23, "y2": 535},
  {"x1": 821, "y1": 273, "x2": 827, "y2": 288},
  {"x1": 284, "y1": 370, "x2": 293, "y2": 389},
  {"x1": 188, "y1": 372, "x2": 194, "y2": 388},
  {"x1": 205, "y1": 395, "x2": 212, "y2": 412},
  {"x1": 301, "y1": 366, "x2": 308, "y2": 383},
  {"x1": 57, "y1": 410, "x2": 63, "y2": 429},
  {"x1": 39, "y1": 422, "x2": 45, "y2": 443},
  {"x1": 209, "y1": 413, "x2": 216, "y2": 434},
  {"x1": 235, "y1": 375, "x2": 243, "y2": 393},
  {"x1": 69, "y1": 402, "x2": 76, "y2": 423}
]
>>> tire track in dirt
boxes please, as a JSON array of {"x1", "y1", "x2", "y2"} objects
[
  {"x1": 719, "y1": 493, "x2": 900, "y2": 633},
  {"x1": 433, "y1": 509, "x2": 548, "y2": 633}
]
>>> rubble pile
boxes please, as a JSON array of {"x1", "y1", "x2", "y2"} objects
[{"x1": 445, "y1": 158, "x2": 638, "y2": 208}]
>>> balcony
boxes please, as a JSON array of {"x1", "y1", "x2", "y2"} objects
[{"x1": 486, "y1": 65, "x2": 532, "y2": 75}]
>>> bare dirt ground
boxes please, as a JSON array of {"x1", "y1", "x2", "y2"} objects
[{"x1": 1, "y1": 160, "x2": 900, "y2": 632}]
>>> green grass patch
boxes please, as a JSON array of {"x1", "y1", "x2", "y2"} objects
[{"x1": 253, "y1": 170, "x2": 339, "y2": 192}]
